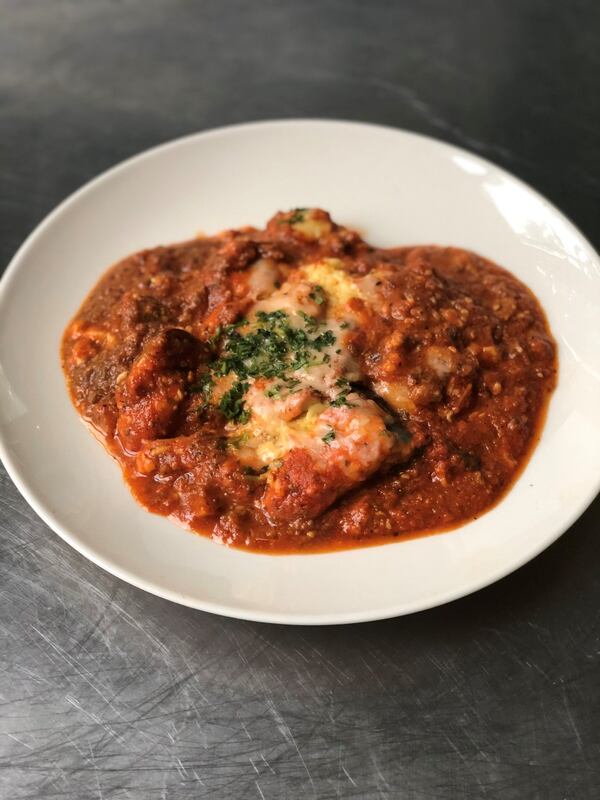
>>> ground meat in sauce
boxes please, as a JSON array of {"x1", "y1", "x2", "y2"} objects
[{"x1": 61, "y1": 209, "x2": 557, "y2": 553}]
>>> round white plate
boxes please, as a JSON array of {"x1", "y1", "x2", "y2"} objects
[{"x1": 1, "y1": 120, "x2": 599, "y2": 625}]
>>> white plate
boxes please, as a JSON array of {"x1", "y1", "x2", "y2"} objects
[{"x1": 1, "y1": 120, "x2": 599, "y2": 625}]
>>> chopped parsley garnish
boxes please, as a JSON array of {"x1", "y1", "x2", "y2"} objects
[
  {"x1": 330, "y1": 377, "x2": 354, "y2": 407},
  {"x1": 288, "y1": 208, "x2": 307, "y2": 224},
  {"x1": 219, "y1": 380, "x2": 250, "y2": 423},
  {"x1": 208, "y1": 326, "x2": 222, "y2": 349},
  {"x1": 264, "y1": 384, "x2": 283, "y2": 399},
  {"x1": 322, "y1": 428, "x2": 336, "y2": 445},
  {"x1": 340, "y1": 321, "x2": 351, "y2": 329},
  {"x1": 256, "y1": 309, "x2": 286, "y2": 325},
  {"x1": 309, "y1": 285, "x2": 326, "y2": 305},
  {"x1": 278, "y1": 208, "x2": 307, "y2": 225},
  {"x1": 312, "y1": 329, "x2": 335, "y2": 350},
  {"x1": 200, "y1": 310, "x2": 337, "y2": 423},
  {"x1": 190, "y1": 372, "x2": 214, "y2": 396},
  {"x1": 297, "y1": 310, "x2": 321, "y2": 332},
  {"x1": 331, "y1": 394, "x2": 352, "y2": 407},
  {"x1": 228, "y1": 431, "x2": 249, "y2": 449}
]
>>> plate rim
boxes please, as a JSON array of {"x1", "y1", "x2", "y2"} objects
[{"x1": 1, "y1": 117, "x2": 599, "y2": 625}]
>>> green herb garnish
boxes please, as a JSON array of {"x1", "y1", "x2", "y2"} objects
[
  {"x1": 330, "y1": 378, "x2": 354, "y2": 407},
  {"x1": 312, "y1": 329, "x2": 335, "y2": 350},
  {"x1": 297, "y1": 310, "x2": 321, "y2": 332},
  {"x1": 309, "y1": 285, "x2": 326, "y2": 305},
  {"x1": 191, "y1": 373, "x2": 214, "y2": 415},
  {"x1": 288, "y1": 208, "x2": 307, "y2": 224},
  {"x1": 278, "y1": 208, "x2": 307, "y2": 225},
  {"x1": 190, "y1": 372, "x2": 214, "y2": 396},
  {"x1": 208, "y1": 326, "x2": 223, "y2": 349},
  {"x1": 219, "y1": 380, "x2": 250, "y2": 423},
  {"x1": 322, "y1": 428, "x2": 336, "y2": 445},
  {"x1": 229, "y1": 431, "x2": 250, "y2": 449},
  {"x1": 201, "y1": 310, "x2": 337, "y2": 423},
  {"x1": 264, "y1": 384, "x2": 283, "y2": 399},
  {"x1": 331, "y1": 395, "x2": 352, "y2": 407}
]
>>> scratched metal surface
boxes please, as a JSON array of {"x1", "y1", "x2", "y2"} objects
[{"x1": 1, "y1": 1, "x2": 600, "y2": 798}]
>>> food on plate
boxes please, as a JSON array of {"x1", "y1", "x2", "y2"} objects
[{"x1": 61, "y1": 209, "x2": 557, "y2": 552}]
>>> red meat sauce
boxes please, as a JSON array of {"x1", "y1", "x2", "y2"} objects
[{"x1": 61, "y1": 209, "x2": 557, "y2": 553}]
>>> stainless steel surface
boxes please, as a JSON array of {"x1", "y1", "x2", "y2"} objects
[{"x1": 1, "y1": 1, "x2": 599, "y2": 797}]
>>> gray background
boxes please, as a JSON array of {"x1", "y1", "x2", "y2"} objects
[{"x1": 2, "y1": 1, "x2": 600, "y2": 798}]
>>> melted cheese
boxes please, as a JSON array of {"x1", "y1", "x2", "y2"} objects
[
  {"x1": 246, "y1": 258, "x2": 280, "y2": 300},
  {"x1": 232, "y1": 393, "x2": 394, "y2": 479},
  {"x1": 300, "y1": 259, "x2": 363, "y2": 308},
  {"x1": 226, "y1": 258, "x2": 386, "y2": 473},
  {"x1": 290, "y1": 212, "x2": 332, "y2": 239}
]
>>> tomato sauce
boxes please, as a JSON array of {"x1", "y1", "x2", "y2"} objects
[{"x1": 61, "y1": 210, "x2": 557, "y2": 552}]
